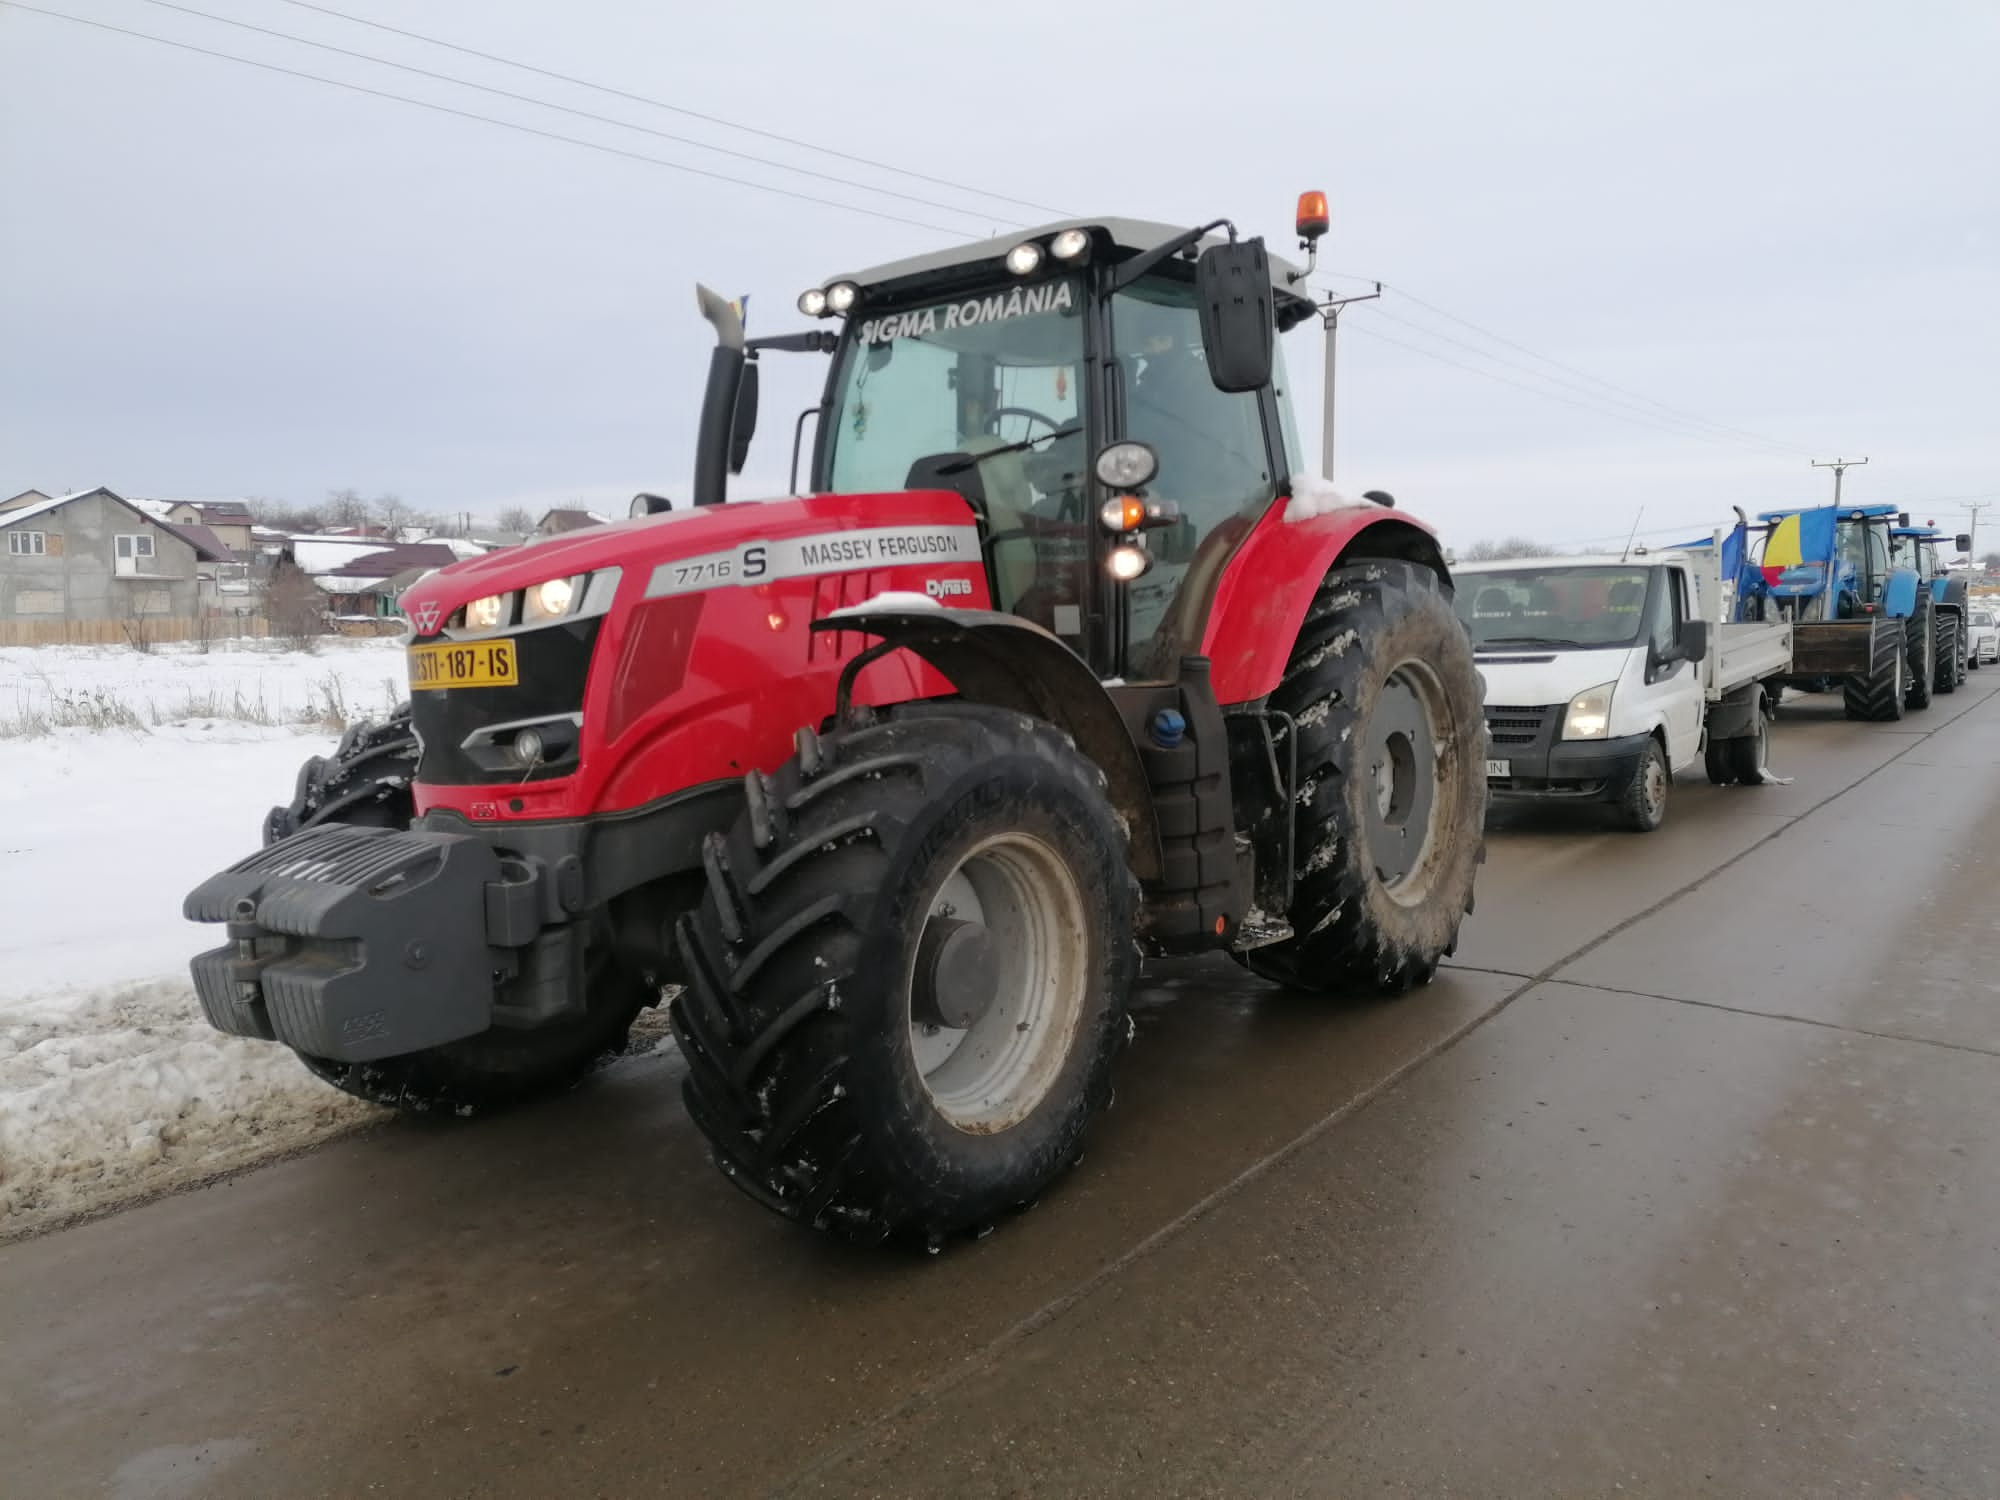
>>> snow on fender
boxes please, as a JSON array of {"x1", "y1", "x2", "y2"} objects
[{"x1": 1283, "y1": 474, "x2": 1390, "y2": 524}]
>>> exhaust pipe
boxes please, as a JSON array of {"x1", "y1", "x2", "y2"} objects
[{"x1": 693, "y1": 284, "x2": 746, "y2": 507}]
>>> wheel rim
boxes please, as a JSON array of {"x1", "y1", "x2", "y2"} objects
[
  {"x1": 907, "y1": 832, "x2": 1090, "y2": 1134},
  {"x1": 1362, "y1": 661, "x2": 1457, "y2": 905},
  {"x1": 1642, "y1": 749, "x2": 1668, "y2": 819}
]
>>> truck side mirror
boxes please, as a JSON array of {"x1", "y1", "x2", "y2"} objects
[
  {"x1": 1956, "y1": 533, "x2": 1973, "y2": 552},
  {"x1": 1678, "y1": 620, "x2": 1709, "y2": 662},
  {"x1": 728, "y1": 359, "x2": 761, "y2": 476},
  {"x1": 1195, "y1": 238, "x2": 1274, "y2": 393}
]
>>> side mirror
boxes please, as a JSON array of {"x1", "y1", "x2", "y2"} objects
[
  {"x1": 728, "y1": 360, "x2": 761, "y2": 476},
  {"x1": 629, "y1": 493, "x2": 673, "y2": 518},
  {"x1": 1194, "y1": 238, "x2": 1274, "y2": 393},
  {"x1": 1898, "y1": 511, "x2": 1911, "y2": 528},
  {"x1": 1361, "y1": 489, "x2": 1396, "y2": 509},
  {"x1": 1678, "y1": 620, "x2": 1710, "y2": 662},
  {"x1": 1956, "y1": 533, "x2": 1973, "y2": 552}
]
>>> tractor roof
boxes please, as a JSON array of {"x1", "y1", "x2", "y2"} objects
[
  {"x1": 827, "y1": 218, "x2": 1316, "y2": 321},
  {"x1": 1755, "y1": 502, "x2": 1901, "y2": 522}
]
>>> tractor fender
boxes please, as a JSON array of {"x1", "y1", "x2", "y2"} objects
[
  {"x1": 1199, "y1": 501, "x2": 1450, "y2": 704},
  {"x1": 1881, "y1": 569, "x2": 1920, "y2": 619},
  {"x1": 811, "y1": 607, "x2": 1163, "y2": 882}
]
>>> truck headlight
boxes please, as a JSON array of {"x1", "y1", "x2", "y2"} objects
[{"x1": 1562, "y1": 682, "x2": 1616, "y2": 740}]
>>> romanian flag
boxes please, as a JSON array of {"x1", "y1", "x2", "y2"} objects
[{"x1": 1761, "y1": 512, "x2": 1803, "y2": 586}]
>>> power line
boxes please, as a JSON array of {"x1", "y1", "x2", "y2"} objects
[
  {"x1": 1344, "y1": 322, "x2": 1801, "y2": 454},
  {"x1": 262, "y1": 0, "x2": 1073, "y2": 220},
  {"x1": 123, "y1": 0, "x2": 1024, "y2": 228},
  {"x1": 3, "y1": 2, "x2": 971, "y2": 236},
  {"x1": 1355, "y1": 302, "x2": 1800, "y2": 457},
  {"x1": 1320, "y1": 270, "x2": 1813, "y2": 455}
]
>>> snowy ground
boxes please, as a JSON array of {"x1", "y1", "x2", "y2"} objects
[{"x1": 0, "y1": 639, "x2": 408, "y2": 1235}]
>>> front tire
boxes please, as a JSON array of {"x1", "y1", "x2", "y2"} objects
[
  {"x1": 671, "y1": 707, "x2": 1137, "y2": 1247},
  {"x1": 1616, "y1": 737, "x2": 1671, "y2": 832},
  {"x1": 1904, "y1": 594, "x2": 1934, "y2": 711},
  {"x1": 1245, "y1": 561, "x2": 1485, "y2": 994},
  {"x1": 1843, "y1": 624, "x2": 1907, "y2": 722},
  {"x1": 1935, "y1": 611, "x2": 1960, "y2": 694}
]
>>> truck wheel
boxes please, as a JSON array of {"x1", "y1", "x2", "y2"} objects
[
  {"x1": 264, "y1": 708, "x2": 652, "y2": 1114},
  {"x1": 1615, "y1": 736, "x2": 1671, "y2": 832},
  {"x1": 1935, "y1": 611, "x2": 1960, "y2": 694},
  {"x1": 671, "y1": 707, "x2": 1136, "y2": 1247},
  {"x1": 1723, "y1": 688, "x2": 1771, "y2": 785},
  {"x1": 1842, "y1": 625, "x2": 1906, "y2": 721},
  {"x1": 1244, "y1": 561, "x2": 1484, "y2": 994},
  {"x1": 1703, "y1": 736, "x2": 1734, "y2": 786},
  {"x1": 1904, "y1": 595, "x2": 1934, "y2": 711}
]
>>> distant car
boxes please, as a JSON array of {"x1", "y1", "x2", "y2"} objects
[{"x1": 1970, "y1": 607, "x2": 1999, "y2": 669}]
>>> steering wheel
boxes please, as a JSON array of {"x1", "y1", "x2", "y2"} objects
[{"x1": 981, "y1": 405, "x2": 1065, "y2": 441}]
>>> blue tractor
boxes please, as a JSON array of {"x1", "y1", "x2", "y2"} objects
[
  {"x1": 1730, "y1": 503, "x2": 1930, "y2": 721},
  {"x1": 1890, "y1": 522, "x2": 1974, "y2": 696}
]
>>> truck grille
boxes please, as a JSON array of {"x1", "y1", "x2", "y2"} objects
[{"x1": 1484, "y1": 705, "x2": 1554, "y2": 746}]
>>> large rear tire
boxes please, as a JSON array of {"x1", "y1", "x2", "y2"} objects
[
  {"x1": 1842, "y1": 624, "x2": 1907, "y2": 722},
  {"x1": 263, "y1": 709, "x2": 653, "y2": 1115},
  {"x1": 1904, "y1": 594, "x2": 1934, "y2": 711},
  {"x1": 671, "y1": 707, "x2": 1136, "y2": 1247},
  {"x1": 1244, "y1": 561, "x2": 1485, "y2": 994},
  {"x1": 1935, "y1": 610, "x2": 1960, "y2": 694}
]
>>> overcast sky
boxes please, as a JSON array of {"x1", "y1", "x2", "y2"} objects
[{"x1": 3, "y1": 0, "x2": 1995, "y2": 552}]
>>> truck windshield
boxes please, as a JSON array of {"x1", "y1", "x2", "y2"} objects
[
  {"x1": 819, "y1": 277, "x2": 1089, "y2": 622},
  {"x1": 1457, "y1": 566, "x2": 1653, "y2": 649}
]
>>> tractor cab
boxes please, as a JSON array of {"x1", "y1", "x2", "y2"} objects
[
  {"x1": 1890, "y1": 523, "x2": 1973, "y2": 589},
  {"x1": 694, "y1": 217, "x2": 1321, "y2": 681},
  {"x1": 1753, "y1": 503, "x2": 1907, "y2": 621}
]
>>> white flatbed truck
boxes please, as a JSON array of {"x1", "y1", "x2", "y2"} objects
[{"x1": 1454, "y1": 535, "x2": 1793, "y2": 831}]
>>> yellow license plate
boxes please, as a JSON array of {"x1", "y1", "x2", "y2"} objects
[{"x1": 408, "y1": 640, "x2": 519, "y2": 690}]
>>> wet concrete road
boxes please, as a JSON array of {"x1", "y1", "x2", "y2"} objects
[{"x1": 6, "y1": 675, "x2": 1999, "y2": 1498}]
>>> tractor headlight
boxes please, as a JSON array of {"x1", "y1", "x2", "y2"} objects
[
  {"x1": 797, "y1": 287, "x2": 829, "y2": 317},
  {"x1": 824, "y1": 281, "x2": 860, "y2": 314},
  {"x1": 1005, "y1": 242, "x2": 1044, "y2": 276},
  {"x1": 523, "y1": 576, "x2": 579, "y2": 622},
  {"x1": 463, "y1": 594, "x2": 506, "y2": 630},
  {"x1": 1049, "y1": 228, "x2": 1090, "y2": 262},
  {"x1": 1562, "y1": 682, "x2": 1616, "y2": 740}
]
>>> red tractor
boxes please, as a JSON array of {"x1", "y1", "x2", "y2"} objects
[{"x1": 186, "y1": 203, "x2": 1487, "y2": 1248}]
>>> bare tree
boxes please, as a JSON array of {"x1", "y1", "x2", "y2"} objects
[
  {"x1": 373, "y1": 492, "x2": 414, "y2": 537},
  {"x1": 1461, "y1": 536, "x2": 1561, "y2": 562},
  {"x1": 495, "y1": 505, "x2": 536, "y2": 539},
  {"x1": 262, "y1": 559, "x2": 327, "y2": 648},
  {"x1": 324, "y1": 488, "x2": 372, "y2": 530}
]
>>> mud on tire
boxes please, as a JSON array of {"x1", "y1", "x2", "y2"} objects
[
  {"x1": 670, "y1": 706, "x2": 1137, "y2": 1248},
  {"x1": 1245, "y1": 561, "x2": 1485, "y2": 994},
  {"x1": 264, "y1": 707, "x2": 652, "y2": 1114}
]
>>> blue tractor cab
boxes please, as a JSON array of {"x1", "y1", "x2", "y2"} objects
[
  {"x1": 1891, "y1": 522, "x2": 1974, "y2": 692},
  {"x1": 1731, "y1": 503, "x2": 1930, "y2": 720}
]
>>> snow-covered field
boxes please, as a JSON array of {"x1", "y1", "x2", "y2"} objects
[{"x1": 0, "y1": 639, "x2": 408, "y2": 1236}]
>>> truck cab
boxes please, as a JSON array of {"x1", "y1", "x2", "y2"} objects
[
  {"x1": 1456, "y1": 553, "x2": 1709, "y2": 828},
  {"x1": 1457, "y1": 541, "x2": 1790, "y2": 831}
]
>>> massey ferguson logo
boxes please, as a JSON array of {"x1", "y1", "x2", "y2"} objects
[
  {"x1": 925, "y1": 578, "x2": 972, "y2": 599},
  {"x1": 409, "y1": 600, "x2": 442, "y2": 634}
]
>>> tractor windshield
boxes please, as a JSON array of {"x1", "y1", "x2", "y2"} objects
[
  {"x1": 1456, "y1": 566, "x2": 1655, "y2": 649},
  {"x1": 1835, "y1": 518, "x2": 1890, "y2": 602},
  {"x1": 820, "y1": 277, "x2": 1089, "y2": 622}
]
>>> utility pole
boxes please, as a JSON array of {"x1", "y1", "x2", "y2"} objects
[
  {"x1": 1811, "y1": 455, "x2": 1868, "y2": 506},
  {"x1": 1317, "y1": 284, "x2": 1381, "y2": 479},
  {"x1": 1964, "y1": 499, "x2": 1990, "y2": 561}
]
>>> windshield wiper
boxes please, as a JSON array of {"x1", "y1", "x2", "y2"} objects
[
  {"x1": 1476, "y1": 635, "x2": 1596, "y2": 650},
  {"x1": 936, "y1": 424, "x2": 1081, "y2": 474}
]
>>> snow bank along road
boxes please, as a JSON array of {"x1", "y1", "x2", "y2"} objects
[
  {"x1": 0, "y1": 639, "x2": 404, "y2": 1234},
  {"x1": 3, "y1": 671, "x2": 1997, "y2": 1498}
]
